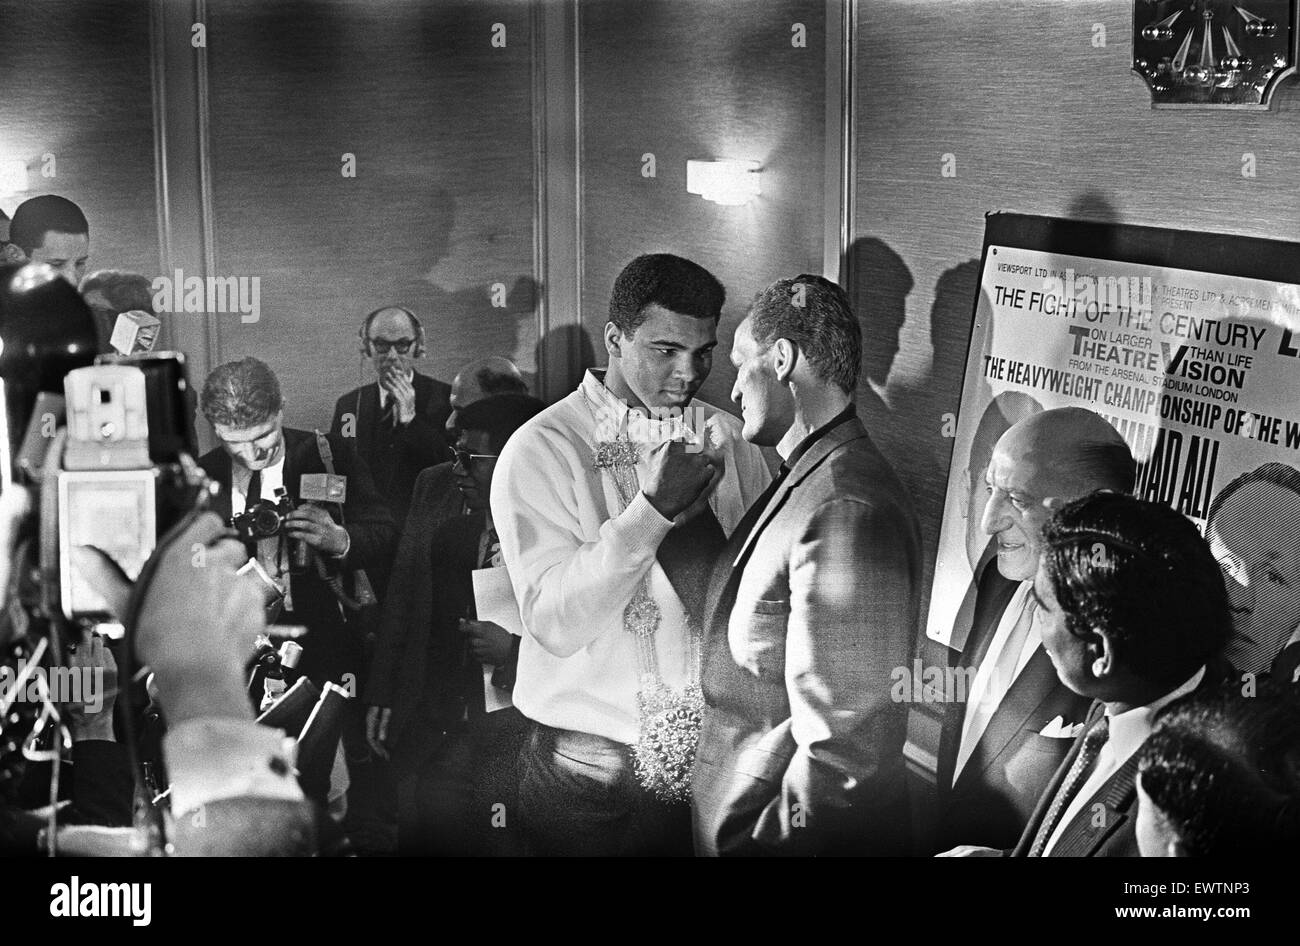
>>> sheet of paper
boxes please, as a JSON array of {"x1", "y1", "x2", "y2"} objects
[{"x1": 472, "y1": 566, "x2": 521, "y2": 713}]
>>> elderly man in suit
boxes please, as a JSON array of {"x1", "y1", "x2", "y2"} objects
[
  {"x1": 331, "y1": 305, "x2": 452, "y2": 542},
  {"x1": 930, "y1": 407, "x2": 1135, "y2": 853},
  {"x1": 944, "y1": 492, "x2": 1233, "y2": 856},
  {"x1": 691, "y1": 274, "x2": 922, "y2": 856}
]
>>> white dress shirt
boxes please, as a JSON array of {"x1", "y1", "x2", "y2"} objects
[
  {"x1": 954, "y1": 580, "x2": 1042, "y2": 779},
  {"x1": 232, "y1": 455, "x2": 286, "y2": 516},
  {"x1": 1042, "y1": 665, "x2": 1206, "y2": 855},
  {"x1": 491, "y1": 370, "x2": 771, "y2": 745}
]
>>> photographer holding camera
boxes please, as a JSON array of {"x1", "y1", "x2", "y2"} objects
[
  {"x1": 198, "y1": 357, "x2": 396, "y2": 844},
  {"x1": 197, "y1": 356, "x2": 396, "y2": 690}
]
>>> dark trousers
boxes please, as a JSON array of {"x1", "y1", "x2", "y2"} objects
[
  {"x1": 518, "y1": 722, "x2": 692, "y2": 857},
  {"x1": 397, "y1": 707, "x2": 530, "y2": 856}
]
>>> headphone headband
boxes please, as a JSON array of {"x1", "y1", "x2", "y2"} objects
[{"x1": 359, "y1": 305, "x2": 424, "y2": 357}]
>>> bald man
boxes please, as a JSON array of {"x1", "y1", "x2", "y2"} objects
[
  {"x1": 332, "y1": 306, "x2": 453, "y2": 535},
  {"x1": 931, "y1": 407, "x2": 1136, "y2": 853},
  {"x1": 445, "y1": 355, "x2": 528, "y2": 436}
]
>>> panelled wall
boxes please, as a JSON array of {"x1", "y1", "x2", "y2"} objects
[
  {"x1": 207, "y1": 0, "x2": 537, "y2": 433},
  {"x1": 2, "y1": 0, "x2": 540, "y2": 442}
]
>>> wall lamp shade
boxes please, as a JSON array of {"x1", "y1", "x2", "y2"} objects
[
  {"x1": 0, "y1": 159, "x2": 29, "y2": 200},
  {"x1": 686, "y1": 159, "x2": 761, "y2": 206}
]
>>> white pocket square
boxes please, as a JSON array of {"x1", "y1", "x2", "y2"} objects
[{"x1": 1039, "y1": 715, "x2": 1084, "y2": 739}]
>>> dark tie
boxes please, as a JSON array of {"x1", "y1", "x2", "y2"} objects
[
  {"x1": 657, "y1": 502, "x2": 728, "y2": 625},
  {"x1": 379, "y1": 397, "x2": 395, "y2": 429},
  {"x1": 1029, "y1": 714, "x2": 1110, "y2": 856}
]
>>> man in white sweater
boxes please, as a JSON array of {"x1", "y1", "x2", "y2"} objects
[{"x1": 491, "y1": 254, "x2": 770, "y2": 855}]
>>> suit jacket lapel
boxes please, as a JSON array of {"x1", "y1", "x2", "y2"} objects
[
  {"x1": 359, "y1": 383, "x2": 381, "y2": 452},
  {"x1": 701, "y1": 418, "x2": 865, "y2": 686},
  {"x1": 1012, "y1": 699, "x2": 1105, "y2": 856},
  {"x1": 954, "y1": 647, "x2": 1059, "y2": 792},
  {"x1": 937, "y1": 567, "x2": 1020, "y2": 788},
  {"x1": 731, "y1": 418, "x2": 867, "y2": 571},
  {"x1": 1047, "y1": 753, "x2": 1139, "y2": 857}
]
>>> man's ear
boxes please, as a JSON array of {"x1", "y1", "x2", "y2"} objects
[
  {"x1": 772, "y1": 338, "x2": 797, "y2": 383},
  {"x1": 604, "y1": 321, "x2": 624, "y2": 359},
  {"x1": 1091, "y1": 631, "x2": 1116, "y2": 679}
]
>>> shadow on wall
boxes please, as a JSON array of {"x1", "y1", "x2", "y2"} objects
[
  {"x1": 378, "y1": 187, "x2": 539, "y2": 389},
  {"x1": 845, "y1": 237, "x2": 910, "y2": 462},
  {"x1": 533, "y1": 323, "x2": 598, "y2": 399}
]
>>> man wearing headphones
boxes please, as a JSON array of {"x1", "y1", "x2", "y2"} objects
[{"x1": 331, "y1": 306, "x2": 453, "y2": 551}]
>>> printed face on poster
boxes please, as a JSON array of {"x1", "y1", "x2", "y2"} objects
[{"x1": 928, "y1": 244, "x2": 1300, "y2": 651}]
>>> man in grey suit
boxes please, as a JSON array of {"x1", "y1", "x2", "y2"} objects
[{"x1": 691, "y1": 275, "x2": 922, "y2": 856}]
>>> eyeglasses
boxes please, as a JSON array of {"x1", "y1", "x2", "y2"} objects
[
  {"x1": 450, "y1": 447, "x2": 499, "y2": 469},
  {"x1": 370, "y1": 338, "x2": 415, "y2": 355}
]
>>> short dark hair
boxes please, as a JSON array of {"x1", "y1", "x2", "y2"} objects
[
  {"x1": 457, "y1": 393, "x2": 546, "y2": 454},
  {"x1": 1138, "y1": 681, "x2": 1300, "y2": 855},
  {"x1": 79, "y1": 269, "x2": 155, "y2": 314},
  {"x1": 608, "y1": 254, "x2": 725, "y2": 336},
  {"x1": 200, "y1": 357, "x2": 283, "y2": 429},
  {"x1": 748, "y1": 275, "x2": 862, "y2": 394},
  {"x1": 1042, "y1": 492, "x2": 1230, "y2": 688},
  {"x1": 1207, "y1": 461, "x2": 1300, "y2": 525},
  {"x1": 10, "y1": 195, "x2": 89, "y2": 255}
]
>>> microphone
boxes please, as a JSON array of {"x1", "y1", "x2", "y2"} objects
[{"x1": 109, "y1": 310, "x2": 161, "y2": 355}]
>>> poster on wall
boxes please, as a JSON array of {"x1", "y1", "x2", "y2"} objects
[{"x1": 927, "y1": 214, "x2": 1300, "y2": 652}]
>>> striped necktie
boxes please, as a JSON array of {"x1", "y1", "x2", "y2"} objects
[{"x1": 1029, "y1": 714, "x2": 1110, "y2": 856}]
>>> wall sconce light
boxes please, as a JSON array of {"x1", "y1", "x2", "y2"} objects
[
  {"x1": 1133, "y1": 1, "x2": 1299, "y2": 108},
  {"x1": 686, "y1": 159, "x2": 761, "y2": 206},
  {"x1": 0, "y1": 159, "x2": 29, "y2": 200}
]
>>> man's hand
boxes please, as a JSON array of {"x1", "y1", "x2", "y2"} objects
[
  {"x1": 285, "y1": 504, "x2": 349, "y2": 557},
  {"x1": 935, "y1": 845, "x2": 1004, "y2": 857},
  {"x1": 365, "y1": 705, "x2": 391, "y2": 760},
  {"x1": 380, "y1": 369, "x2": 417, "y2": 425},
  {"x1": 76, "y1": 512, "x2": 267, "y2": 726},
  {"x1": 461, "y1": 619, "x2": 514, "y2": 666},
  {"x1": 641, "y1": 440, "x2": 718, "y2": 521},
  {"x1": 66, "y1": 634, "x2": 117, "y2": 743}
]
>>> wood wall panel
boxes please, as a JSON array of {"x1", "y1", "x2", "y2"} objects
[
  {"x1": 579, "y1": 0, "x2": 829, "y2": 411},
  {"x1": 206, "y1": 0, "x2": 538, "y2": 432}
]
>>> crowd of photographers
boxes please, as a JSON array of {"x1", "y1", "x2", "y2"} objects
[
  {"x1": 2, "y1": 193, "x2": 1298, "y2": 858},
  {"x1": 0, "y1": 195, "x2": 542, "y2": 855}
]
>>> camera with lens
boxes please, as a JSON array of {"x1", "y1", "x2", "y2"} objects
[{"x1": 233, "y1": 491, "x2": 295, "y2": 542}]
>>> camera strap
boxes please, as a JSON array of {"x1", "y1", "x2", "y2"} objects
[{"x1": 312, "y1": 431, "x2": 377, "y2": 610}]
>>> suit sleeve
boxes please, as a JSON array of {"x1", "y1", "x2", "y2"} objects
[
  {"x1": 491, "y1": 426, "x2": 673, "y2": 658},
  {"x1": 365, "y1": 468, "x2": 439, "y2": 706},
  {"x1": 751, "y1": 497, "x2": 917, "y2": 854},
  {"x1": 330, "y1": 434, "x2": 397, "y2": 572}
]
